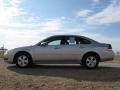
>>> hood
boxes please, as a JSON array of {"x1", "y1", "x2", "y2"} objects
[
  {"x1": 8, "y1": 46, "x2": 34, "y2": 53},
  {"x1": 13, "y1": 45, "x2": 34, "y2": 51}
]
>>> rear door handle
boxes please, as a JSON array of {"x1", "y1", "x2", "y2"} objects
[
  {"x1": 79, "y1": 46, "x2": 84, "y2": 48},
  {"x1": 54, "y1": 47, "x2": 61, "y2": 49}
]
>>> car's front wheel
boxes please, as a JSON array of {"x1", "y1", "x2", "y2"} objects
[
  {"x1": 82, "y1": 54, "x2": 99, "y2": 69},
  {"x1": 15, "y1": 53, "x2": 32, "y2": 68}
]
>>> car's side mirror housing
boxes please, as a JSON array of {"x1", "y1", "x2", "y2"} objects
[{"x1": 40, "y1": 42, "x2": 47, "y2": 47}]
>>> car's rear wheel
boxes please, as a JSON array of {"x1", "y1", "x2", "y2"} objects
[
  {"x1": 15, "y1": 53, "x2": 32, "y2": 68},
  {"x1": 82, "y1": 54, "x2": 99, "y2": 69}
]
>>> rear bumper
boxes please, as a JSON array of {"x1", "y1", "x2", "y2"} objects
[
  {"x1": 100, "y1": 50, "x2": 114, "y2": 62},
  {"x1": 101, "y1": 57, "x2": 114, "y2": 62}
]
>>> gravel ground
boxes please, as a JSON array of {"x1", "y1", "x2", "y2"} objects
[{"x1": 0, "y1": 57, "x2": 120, "y2": 90}]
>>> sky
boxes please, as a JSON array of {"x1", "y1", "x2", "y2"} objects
[{"x1": 0, "y1": 0, "x2": 120, "y2": 52}]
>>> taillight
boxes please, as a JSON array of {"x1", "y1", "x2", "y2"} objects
[{"x1": 108, "y1": 44, "x2": 112, "y2": 49}]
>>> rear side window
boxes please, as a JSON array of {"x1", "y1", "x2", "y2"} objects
[
  {"x1": 67, "y1": 37, "x2": 76, "y2": 45},
  {"x1": 76, "y1": 37, "x2": 91, "y2": 44}
]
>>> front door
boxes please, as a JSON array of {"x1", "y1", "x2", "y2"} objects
[{"x1": 34, "y1": 36, "x2": 63, "y2": 63}]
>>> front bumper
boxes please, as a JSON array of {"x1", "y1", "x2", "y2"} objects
[{"x1": 4, "y1": 53, "x2": 14, "y2": 64}]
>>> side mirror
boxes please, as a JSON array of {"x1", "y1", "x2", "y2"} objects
[{"x1": 40, "y1": 42, "x2": 47, "y2": 47}]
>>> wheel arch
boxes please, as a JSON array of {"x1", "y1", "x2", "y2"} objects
[
  {"x1": 13, "y1": 51, "x2": 33, "y2": 63},
  {"x1": 82, "y1": 51, "x2": 101, "y2": 62}
]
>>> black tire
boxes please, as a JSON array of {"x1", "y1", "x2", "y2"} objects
[
  {"x1": 80, "y1": 62, "x2": 85, "y2": 68},
  {"x1": 82, "y1": 54, "x2": 99, "y2": 69},
  {"x1": 15, "y1": 53, "x2": 32, "y2": 68}
]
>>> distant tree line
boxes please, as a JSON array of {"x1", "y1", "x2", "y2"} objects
[
  {"x1": 0, "y1": 46, "x2": 7, "y2": 58},
  {"x1": 116, "y1": 51, "x2": 120, "y2": 55},
  {"x1": 0, "y1": 46, "x2": 7, "y2": 51}
]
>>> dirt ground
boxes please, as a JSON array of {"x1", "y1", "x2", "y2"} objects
[
  {"x1": 109, "y1": 55, "x2": 120, "y2": 63},
  {"x1": 0, "y1": 56, "x2": 120, "y2": 90}
]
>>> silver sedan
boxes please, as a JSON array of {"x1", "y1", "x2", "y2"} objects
[{"x1": 4, "y1": 35, "x2": 114, "y2": 69}]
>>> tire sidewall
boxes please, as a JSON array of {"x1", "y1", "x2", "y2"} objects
[
  {"x1": 15, "y1": 53, "x2": 32, "y2": 68},
  {"x1": 82, "y1": 54, "x2": 99, "y2": 69}
]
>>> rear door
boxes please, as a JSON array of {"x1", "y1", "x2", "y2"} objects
[{"x1": 60, "y1": 36, "x2": 82, "y2": 63}]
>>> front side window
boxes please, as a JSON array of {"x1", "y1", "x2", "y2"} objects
[
  {"x1": 48, "y1": 40, "x2": 61, "y2": 45},
  {"x1": 43, "y1": 36, "x2": 62, "y2": 46}
]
